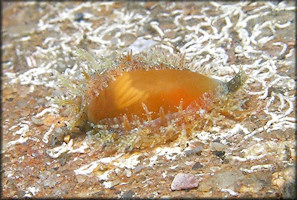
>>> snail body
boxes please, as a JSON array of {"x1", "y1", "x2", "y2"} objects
[
  {"x1": 58, "y1": 48, "x2": 244, "y2": 154},
  {"x1": 86, "y1": 68, "x2": 227, "y2": 125}
]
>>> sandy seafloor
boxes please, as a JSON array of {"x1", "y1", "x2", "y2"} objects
[{"x1": 1, "y1": 1, "x2": 296, "y2": 198}]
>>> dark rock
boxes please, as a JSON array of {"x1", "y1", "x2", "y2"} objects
[
  {"x1": 7, "y1": 97, "x2": 14, "y2": 102},
  {"x1": 192, "y1": 162, "x2": 203, "y2": 170},
  {"x1": 74, "y1": 12, "x2": 84, "y2": 22},
  {"x1": 114, "y1": 190, "x2": 121, "y2": 195},
  {"x1": 212, "y1": 151, "x2": 225, "y2": 159}
]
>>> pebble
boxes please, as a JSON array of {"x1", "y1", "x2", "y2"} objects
[
  {"x1": 43, "y1": 175, "x2": 59, "y2": 188},
  {"x1": 16, "y1": 100, "x2": 27, "y2": 108},
  {"x1": 76, "y1": 175, "x2": 87, "y2": 184},
  {"x1": 134, "y1": 165, "x2": 145, "y2": 173},
  {"x1": 197, "y1": 179, "x2": 212, "y2": 192},
  {"x1": 92, "y1": 191, "x2": 105, "y2": 197},
  {"x1": 185, "y1": 146, "x2": 203, "y2": 156},
  {"x1": 212, "y1": 151, "x2": 225, "y2": 159},
  {"x1": 59, "y1": 153, "x2": 69, "y2": 166},
  {"x1": 21, "y1": 109, "x2": 30, "y2": 117},
  {"x1": 171, "y1": 173, "x2": 200, "y2": 191},
  {"x1": 74, "y1": 12, "x2": 84, "y2": 22},
  {"x1": 192, "y1": 162, "x2": 203, "y2": 170},
  {"x1": 212, "y1": 169, "x2": 244, "y2": 190},
  {"x1": 111, "y1": 180, "x2": 121, "y2": 188},
  {"x1": 122, "y1": 190, "x2": 135, "y2": 198},
  {"x1": 31, "y1": 116, "x2": 44, "y2": 126},
  {"x1": 125, "y1": 169, "x2": 132, "y2": 178},
  {"x1": 63, "y1": 135, "x2": 71, "y2": 143},
  {"x1": 210, "y1": 141, "x2": 228, "y2": 152},
  {"x1": 49, "y1": 128, "x2": 64, "y2": 146},
  {"x1": 120, "y1": 33, "x2": 137, "y2": 46}
]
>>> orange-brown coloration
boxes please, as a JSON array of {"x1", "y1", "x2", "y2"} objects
[
  {"x1": 59, "y1": 48, "x2": 245, "y2": 154},
  {"x1": 86, "y1": 69, "x2": 226, "y2": 125}
]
